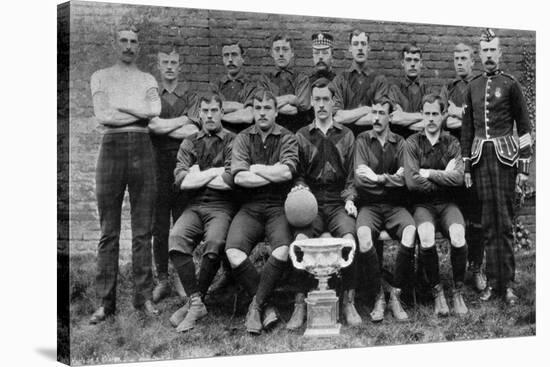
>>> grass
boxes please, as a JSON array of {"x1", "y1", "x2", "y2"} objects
[{"x1": 68, "y1": 242, "x2": 536, "y2": 365}]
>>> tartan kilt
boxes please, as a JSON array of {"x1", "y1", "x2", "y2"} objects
[{"x1": 472, "y1": 143, "x2": 517, "y2": 290}]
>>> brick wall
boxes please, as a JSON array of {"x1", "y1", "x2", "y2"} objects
[{"x1": 66, "y1": 0, "x2": 536, "y2": 252}]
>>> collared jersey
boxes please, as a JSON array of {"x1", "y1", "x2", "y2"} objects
[
  {"x1": 258, "y1": 67, "x2": 311, "y2": 133},
  {"x1": 174, "y1": 128, "x2": 235, "y2": 204},
  {"x1": 461, "y1": 70, "x2": 532, "y2": 169},
  {"x1": 439, "y1": 74, "x2": 475, "y2": 140},
  {"x1": 151, "y1": 83, "x2": 200, "y2": 150},
  {"x1": 295, "y1": 121, "x2": 355, "y2": 204},
  {"x1": 306, "y1": 69, "x2": 337, "y2": 123},
  {"x1": 332, "y1": 64, "x2": 390, "y2": 136},
  {"x1": 404, "y1": 131, "x2": 464, "y2": 204},
  {"x1": 230, "y1": 123, "x2": 299, "y2": 203},
  {"x1": 210, "y1": 71, "x2": 257, "y2": 133},
  {"x1": 352, "y1": 130, "x2": 407, "y2": 204},
  {"x1": 389, "y1": 76, "x2": 431, "y2": 138}
]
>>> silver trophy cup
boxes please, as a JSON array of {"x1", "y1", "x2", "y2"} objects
[{"x1": 289, "y1": 237, "x2": 356, "y2": 337}]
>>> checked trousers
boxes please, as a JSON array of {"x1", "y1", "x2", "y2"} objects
[{"x1": 473, "y1": 143, "x2": 517, "y2": 290}]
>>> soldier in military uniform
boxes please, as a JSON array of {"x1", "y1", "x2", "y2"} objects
[
  {"x1": 440, "y1": 43, "x2": 486, "y2": 292},
  {"x1": 461, "y1": 29, "x2": 533, "y2": 305}
]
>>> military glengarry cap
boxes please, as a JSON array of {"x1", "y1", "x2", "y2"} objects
[
  {"x1": 312, "y1": 32, "x2": 333, "y2": 49},
  {"x1": 480, "y1": 28, "x2": 496, "y2": 42}
]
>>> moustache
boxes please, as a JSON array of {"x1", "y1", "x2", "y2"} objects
[
  {"x1": 373, "y1": 122, "x2": 382, "y2": 127},
  {"x1": 485, "y1": 60, "x2": 496, "y2": 65},
  {"x1": 316, "y1": 61, "x2": 327, "y2": 66}
]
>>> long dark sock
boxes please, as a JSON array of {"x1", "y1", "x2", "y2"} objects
[
  {"x1": 198, "y1": 254, "x2": 221, "y2": 296},
  {"x1": 419, "y1": 246, "x2": 440, "y2": 288},
  {"x1": 341, "y1": 256, "x2": 357, "y2": 291},
  {"x1": 233, "y1": 258, "x2": 260, "y2": 297},
  {"x1": 394, "y1": 244, "x2": 415, "y2": 290},
  {"x1": 255, "y1": 256, "x2": 288, "y2": 306},
  {"x1": 451, "y1": 245, "x2": 468, "y2": 286},
  {"x1": 170, "y1": 252, "x2": 199, "y2": 296},
  {"x1": 359, "y1": 247, "x2": 381, "y2": 294},
  {"x1": 466, "y1": 225, "x2": 483, "y2": 266}
]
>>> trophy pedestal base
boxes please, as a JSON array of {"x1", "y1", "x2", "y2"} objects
[{"x1": 304, "y1": 289, "x2": 341, "y2": 337}]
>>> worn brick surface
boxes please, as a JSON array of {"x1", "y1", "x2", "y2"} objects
[{"x1": 64, "y1": 1, "x2": 536, "y2": 253}]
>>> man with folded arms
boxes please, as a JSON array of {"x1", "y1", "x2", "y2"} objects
[
  {"x1": 404, "y1": 94, "x2": 468, "y2": 317},
  {"x1": 258, "y1": 33, "x2": 311, "y2": 133},
  {"x1": 168, "y1": 93, "x2": 236, "y2": 332},
  {"x1": 148, "y1": 49, "x2": 200, "y2": 303},
  {"x1": 332, "y1": 30, "x2": 391, "y2": 136},
  {"x1": 351, "y1": 97, "x2": 416, "y2": 322},
  {"x1": 89, "y1": 24, "x2": 161, "y2": 324},
  {"x1": 224, "y1": 90, "x2": 299, "y2": 334},
  {"x1": 210, "y1": 41, "x2": 257, "y2": 133}
]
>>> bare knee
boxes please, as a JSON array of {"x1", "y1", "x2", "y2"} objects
[
  {"x1": 357, "y1": 226, "x2": 373, "y2": 253},
  {"x1": 417, "y1": 222, "x2": 435, "y2": 249},
  {"x1": 226, "y1": 248, "x2": 247, "y2": 268},
  {"x1": 295, "y1": 233, "x2": 309, "y2": 241},
  {"x1": 272, "y1": 246, "x2": 289, "y2": 261},
  {"x1": 449, "y1": 224, "x2": 466, "y2": 248},
  {"x1": 320, "y1": 232, "x2": 332, "y2": 238},
  {"x1": 401, "y1": 225, "x2": 416, "y2": 248}
]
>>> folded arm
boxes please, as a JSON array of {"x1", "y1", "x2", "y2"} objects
[
  {"x1": 334, "y1": 106, "x2": 371, "y2": 125},
  {"x1": 251, "y1": 163, "x2": 292, "y2": 183},
  {"x1": 181, "y1": 166, "x2": 224, "y2": 190}
]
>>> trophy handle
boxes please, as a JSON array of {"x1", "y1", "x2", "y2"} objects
[
  {"x1": 338, "y1": 239, "x2": 356, "y2": 269},
  {"x1": 289, "y1": 241, "x2": 306, "y2": 270}
]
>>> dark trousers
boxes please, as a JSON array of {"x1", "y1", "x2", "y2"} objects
[
  {"x1": 95, "y1": 132, "x2": 156, "y2": 311},
  {"x1": 473, "y1": 144, "x2": 517, "y2": 290},
  {"x1": 152, "y1": 145, "x2": 186, "y2": 277}
]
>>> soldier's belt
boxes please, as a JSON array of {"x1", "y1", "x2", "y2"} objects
[{"x1": 470, "y1": 135, "x2": 518, "y2": 167}]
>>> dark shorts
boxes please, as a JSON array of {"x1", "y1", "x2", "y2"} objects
[
  {"x1": 356, "y1": 203, "x2": 415, "y2": 240},
  {"x1": 413, "y1": 202, "x2": 465, "y2": 236},
  {"x1": 294, "y1": 202, "x2": 356, "y2": 238},
  {"x1": 225, "y1": 201, "x2": 293, "y2": 254},
  {"x1": 169, "y1": 202, "x2": 235, "y2": 256}
]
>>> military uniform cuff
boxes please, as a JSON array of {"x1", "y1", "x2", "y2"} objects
[
  {"x1": 463, "y1": 157, "x2": 471, "y2": 173},
  {"x1": 518, "y1": 159, "x2": 530, "y2": 175}
]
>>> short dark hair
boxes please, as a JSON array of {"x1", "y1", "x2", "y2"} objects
[
  {"x1": 252, "y1": 89, "x2": 278, "y2": 107},
  {"x1": 372, "y1": 97, "x2": 394, "y2": 114},
  {"x1": 272, "y1": 33, "x2": 294, "y2": 49},
  {"x1": 348, "y1": 29, "x2": 369, "y2": 44},
  {"x1": 421, "y1": 93, "x2": 445, "y2": 114},
  {"x1": 221, "y1": 41, "x2": 245, "y2": 56},
  {"x1": 311, "y1": 78, "x2": 336, "y2": 98},
  {"x1": 402, "y1": 43, "x2": 422, "y2": 58},
  {"x1": 199, "y1": 92, "x2": 223, "y2": 109}
]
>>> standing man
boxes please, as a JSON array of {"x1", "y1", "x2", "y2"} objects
[
  {"x1": 332, "y1": 30, "x2": 391, "y2": 136},
  {"x1": 439, "y1": 43, "x2": 486, "y2": 292},
  {"x1": 210, "y1": 41, "x2": 257, "y2": 133},
  {"x1": 89, "y1": 24, "x2": 161, "y2": 324},
  {"x1": 389, "y1": 44, "x2": 430, "y2": 138},
  {"x1": 168, "y1": 93, "x2": 236, "y2": 332},
  {"x1": 258, "y1": 33, "x2": 311, "y2": 133},
  {"x1": 404, "y1": 94, "x2": 468, "y2": 317},
  {"x1": 351, "y1": 97, "x2": 416, "y2": 322},
  {"x1": 225, "y1": 90, "x2": 299, "y2": 334},
  {"x1": 461, "y1": 30, "x2": 532, "y2": 305},
  {"x1": 287, "y1": 78, "x2": 359, "y2": 330},
  {"x1": 148, "y1": 49, "x2": 201, "y2": 303}
]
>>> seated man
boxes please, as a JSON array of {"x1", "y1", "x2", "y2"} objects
[
  {"x1": 404, "y1": 94, "x2": 468, "y2": 317},
  {"x1": 224, "y1": 90, "x2": 299, "y2": 334},
  {"x1": 287, "y1": 78, "x2": 358, "y2": 330},
  {"x1": 352, "y1": 97, "x2": 416, "y2": 322},
  {"x1": 168, "y1": 93, "x2": 236, "y2": 332}
]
